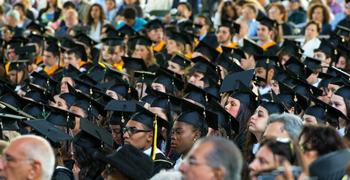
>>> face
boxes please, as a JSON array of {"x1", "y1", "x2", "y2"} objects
[
  {"x1": 216, "y1": 26, "x2": 232, "y2": 44},
  {"x1": 105, "y1": 0, "x2": 115, "y2": 11},
  {"x1": 249, "y1": 106, "x2": 269, "y2": 134},
  {"x1": 70, "y1": 106, "x2": 87, "y2": 119},
  {"x1": 180, "y1": 142, "x2": 220, "y2": 180},
  {"x1": 166, "y1": 39, "x2": 180, "y2": 55},
  {"x1": 336, "y1": 56, "x2": 347, "y2": 69},
  {"x1": 242, "y1": 6, "x2": 256, "y2": 20},
  {"x1": 263, "y1": 121, "x2": 290, "y2": 139},
  {"x1": 111, "y1": 46, "x2": 125, "y2": 64},
  {"x1": 305, "y1": 24, "x2": 319, "y2": 39},
  {"x1": 101, "y1": 45, "x2": 112, "y2": 61},
  {"x1": 6, "y1": 15, "x2": 17, "y2": 27},
  {"x1": 110, "y1": 124, "x2": 122, "y2": 145},
  {"x1": 177, "y1": 4, "x2": 192, "y2": 19},
  {"x1": 303, "y1": 114, "x2": 318, "y2": 125},
  {"x1": 257, "y1": 25, "x2": 271, "y2": 42},
  {"x1": 151, "y1": 82, "x2": 166, "y2": 93},
  {"x1": 271, "y1": 80, "x2": 280, "y2": 94},
  {"x1": 60, "y1": 77, "x2": 74, "y2": 93},
  {"x1": 123, "y1": 120, "x2": 152, "y2": 150},
  {"x1": 168, "y1": 61, "x2": 184, "y2": 75},
  {"x1": 194, "y1": 17, "x2": 208, "y2": 36},
  {"x1": 90, "y1": 6, "x2": 101, "y2": 19},
  {"x1": 249, "y1": 145, "x2": 281, "y2": 179},
  {"x1": 225, "y1": 97, "x2": 240, "y2": 118},
  {"x1": 241, "y1": 54, "x2": 255, "y2": 70},
  {"x1": 147, "y1": 28, "x2": 163, "y2": 42},
  {"x1": 43, "y1": 51, "x2": 57, "y2": 67},
  {"x1": 171, "y1": 121, "x2": 198, "y2": 155},
  {"x1": 188, "y1": 72, "x2": 205, "y2": 89},
  {"x1": 255, "y1": 67, "x2": 267, "y2": 80},
  {"x1": 64, "y1": 53, "x2": 80, "y2": 69},
  {"x1": 331, "y1": 94, "x2": 347, "y2": 117},
  {"x1": 312, "y1": 7, "x2": 324, "y2": 22},
  {"x1": 64, "y1": 11, "x2": 78, "y2": 27},
  {"x1": 54, "y1": 95, "x2": 69, "y2": 110},
  {"x1": 7, "y1": 70, "x2": 24, "y2": 85},
  {"x1": 132, "y1": 45, "x2": 149, "y2": 60},
  {"x1": 268, "y1": 6, "x2": 283, "y2": 22},
  {"x1": 306, "y1": 72, "x2": 319, "y2": 85},
  {"x1": 1, "y1": 140, "x2": 41, "y2": 180}
]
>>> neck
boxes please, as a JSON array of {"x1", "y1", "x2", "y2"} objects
[
  {"x1": 221, "y1": 40, "x2": 232, "y2": 47},
  {"x1": 93, "y1": 18, "x2": 99, "y2": 24},
  {"x1": 253, "y1": 132, "x2": 263, "y2": 142}
]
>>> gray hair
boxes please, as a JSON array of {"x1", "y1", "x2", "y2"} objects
[
  {"x1": 268, "y1": 113, "x2": 304, "y2": 140},
  {"x1": 151, "y1": 169, "x2": 183, "y2": 180},
  {"x1": 196, "y1": 136, "x2": 243, "y2": 180},
  {"x1": 12, "y1": 135, "x2": 55, "y2": 180},
  {"x1": 6, "y1": 10, "x2": 20, "y2": 21}
]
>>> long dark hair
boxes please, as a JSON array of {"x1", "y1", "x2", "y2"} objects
[
  {"x1": 221, "y1": 1, "x2": 238, "y2": 24},
  {"x1": 86, "y1": 3, "x2": 106, "y2": 25}
]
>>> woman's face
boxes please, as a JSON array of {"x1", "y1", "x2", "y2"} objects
[
  {"x1": 105, "y1": 0, "x2": 116, "y2": 11},
  {"x1": 224, "y1": 4, "x2": 235, "y2": 18},
  {"x1": 166, "y1": 39, "x2": 179, "y2": 55},
  {"x1": 60, "y1": 77, "x2": 74, "y2": 93},
  {"x1": 249, "y1": 106, "x2": 269, "y2": 134},
  {"x1": 268, "y1": 6, "x2": 283, "y2": 22},
  {"x1": 305, "y1": 24, "x2": 319, "y2": 39},
  {"x1": 54, "y1": 95, "x2": 69, "y2": 110},
  {"x1": 90, "y1": 6, "x2": 101, "y2": 20},
  {"x1": 336, "y1": 56, "x2": 347, "y2": 69},
  {"x1": 225, "y1": 97, "x2": 240, "y2": 118},
  {"x1": 312, "y1": 7, "x2": 324, "y2": 23},
  {"x1": 331, "y1": 94, "x2": 347, "y2": 117},
  {"x1": 171, "y1": 121, "x2": 198, "y2": 155},
  {"x1": 133, "y1": 45, "x2": 149, "y2": 60}
]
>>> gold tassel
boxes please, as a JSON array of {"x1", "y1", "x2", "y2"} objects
[{"x1": 152, "y1": 114, "x2": 158, "y2": 160}]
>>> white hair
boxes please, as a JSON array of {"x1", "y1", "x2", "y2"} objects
[
  {"x1": 6, "y1": 10, "x2": 20, "y2": 22},
  {"x1": 151, "y1": 170, "x2": 183, "y2": 180},
  {"x1": 11, "y1": 135, "x2": 55, "y2": 180}
]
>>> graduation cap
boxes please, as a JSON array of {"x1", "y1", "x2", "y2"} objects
[
  {"x1": 277, "y1": 81, "x2": 308, "y2": 112},
  {"x1": 46, "y1": 105, "x2": 79, "y2": 128},
  {"x1": 117, "y1": 25, "x2": 137, "y2": 37},
  {"x1": 27, "y1": 33, "x2": 44, "y2": 45},
  {"x1": 0, "y1": 113, "x2": 28, "y2": 132},
  {"x1": 176, "y1": 109, "x2": 218, "y2": 133},
  {"x1": 190, "y1": 56, "x2": 220, "y2": 83},
  {"x1": 255, "y1": 56, "x2": 279, "y2": 69},
  {"x1": 168, "y1": 31, "x2": 190, "y2": 45},
  {"x1": 304, "y1": 105, "x2": 326, "y2": 124},
  {"x1": 334, "y1": 85, "x2": 350, "y2": 101},
  {"x1": 98, "y1": 79, "x2": 138, "y2": 100},
  {"x1": 0, "y1": 86, "x2": 23, "y2": 107},
  {"x1": 209, "y1": 100, "x2": 239, "y2": 135},
  {"x1": 0, "y1": 100, "x2": 35, "y2": 120},
  {"x1": 220, "y1": 69, "x2": 255, "y2": 93},
  {"x1": 22, "y1": 100, "x2": 48, "y2": 119},
  {"x1": 293, "y1": 78, "x2": 323, "y2": 99},
  {"x1": 74, "y1": 33, "x2": 98, "y2": 47},
  {"x1": 259, "y1": 101, "x2": 286, "y2": 115},
  {"x1": 134, "y1": 36, "x2": 153, "y2": 46},
  {"x1": 314, "y1": 39, "x2": 334, "y2": 57},
  {"x1": 59, "y1": 93, "x2": 77, "y2": 107},
  {"x1": 30, "y1": 71, "x2": 59, "y2": 90},
  {"x1": 241, "y1": 39, "x2": 264, "y2": 56},
  {"x1": 101, "y1": 37, "x2": 124, "y2": 47},
  {"x1": 284, "y1": 56, "x2": 308, "y2": 79},
  {"x1": 277, "y1": 39, "x2": 303, "y2": 58},
  {"x1": 335, "y1": 25, "x2": 350, "y2": 37},
  {"x1": 68, "y1": 43, "x2": 88, "y2": 61},
  {"x1": 221, "y1": 46, "x2": 246, "y2": 62},
  {"x1": 169, "y1": 53, "x2": 192, "y2": 69},
  {"x1": 194, "y1": 41, "x2": 220, "y2": 61},
  {"x1": 133, "y1": 71, "x2": 156, "y2": 85},
  {"x1": 96, "y1": 144, "x2": 154, "y2": 180},
  {"x1": 59, "y1": 37, "x2": 76, "y2": 50},
  {"x1": 144, "y1": 19, "x2": 164, "y2": 31},
  {"x1": 103, "y1": 24, "x2": 121, "y2": 38},
  {"x1": 104, "y1": 100, "x2": 137, "y2": 125},
  {"x1": 8, "y1": 60, "x2": 29, "y2": 71},
  {"x1": 215, "y1": 50, "x2": 245, "y2": 74},
  {"x1": 6, "y1": 36, "x2": 27, "y2": 49},
  {"x1": 229, "y1": 81, "x2": 259, "y2": 110},
  {"x1": 79, "y1": 118, "x2": 114, "y2": 148},
  {"x1": 45, "y1": 40, "x2": 60, "y2": 56},
  {"x1": 304, "y1": 56, "x2": 322, "y2": 71},
  {"x1": 183, "y1": 83, "x2": 217, "y2": 106},
  {"x1": 26, "y1": 21, "x2": 46, "y2": 34},
  {"x1": 219, "y1": 20, "x2": 240, "y2": 35},
  {"x1": 122, "y1": 56, "x2": 147, "y2": 71},
  {"x1": 152, "y1": 68, "x2": 185, "y2": 93},
  {"x1": 85, "y1": 63, "x2": 107, "y2": 83},
  {"x1": 24, "y1": 120, "x2": 72, "y2": 148},
  {"x1": 258, "y1": 16, "x2": 277, "y2": 30}
]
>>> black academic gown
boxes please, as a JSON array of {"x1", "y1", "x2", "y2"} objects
[
  {"x1": 153, "y1": 152, "x2": 174, "y2": 175},
  {"x1": 52, "y1": 166, "x2": 74, "y2": 180}
]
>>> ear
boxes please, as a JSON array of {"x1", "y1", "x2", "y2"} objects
[
  {"x1": 146, "y1": 131, "x2": 154, "y2": 143},
  {"x1": 213, "y1": 166, "x2": 226, "y2": 180},
  {"x1": 193, "y1": 129, "x2": 201, "y2": 140},
  {"x1": 28, "y1": 161, "x2": 42, "y2": 180}
]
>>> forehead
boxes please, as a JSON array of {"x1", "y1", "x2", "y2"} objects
[
  {"x1": 5, "y1": 139, "x2": 25, "y2": 156},
  {"x1": 126, "y1": 119, "x2": 145, "y2": 127},
  {"x1": 255, "y1": 145, "x2": 274, "y2": 160},
  {"x1": 190, "y1": 142, "x2": 213, "y2": 158}
]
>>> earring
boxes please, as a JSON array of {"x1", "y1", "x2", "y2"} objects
[{"x1": 193, "y1": 138, "x2": 197, "y2": 142}]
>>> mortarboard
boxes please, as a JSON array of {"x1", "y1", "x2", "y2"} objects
[
  {"x1": 98, "y1": 79, "x2": 138, "y2": 100},
  {"x1": 284, "y1": 56, "x2": 308, "y2": 79},
  {"x1": 220, "y1": 69, "x2": 255, "y2": 93},
  {"x1": 169, "y1": 53, "x2": 192, "y2": 69},
  {"x1": 96, "y1": 144, "x2": 154, "y2": 180},
  {"x1": 168, "y1": 31, "x2": 190, "y2": 45},
  {"x1": 59, "y1": 93, "x2": 77, "y2": 108},
  {"x1": 190, "y1": 56, "x2": 220, "y2": 84},
  {"x1": 241, "y1": 39, "x2": 264, "y2": 56},
  {"x1": 74, "y1": 33, "x2": 98, "y2": 47},
  {"x1": 255, "y1": 56, "x2": 280, "y2": 69},
  {"x1": 26, "y1": 21, "x2": 46, "y2": 34},
  {"x1": 122, "y1": 56, "x2": 147, "y2": 71},
  {"x1": 79, "y1": 118, "x2": 114, "y2": 148},
  {"x1": 183, "y1": 83, "x2": 217, "y2": 106},
  {"x1": 259, "y1": 101, "x2": 286, "y2": 115},
  {"x1": 0, "y1": 86, "x2": 23, "y2": 108},
  {"x1": 46, "y1": 105, "x2": 79, "y2": 128},
  {"x1": 304, "y1": 105, "x2": 326, "y2": 124},
  {"x1": 152, "y1": 68, "x2": 185, "y2": 93},
  {"x1": 45, "y1": 40, "x2": 60, "y2": 56},
  {"x1": 215, "y1": 50, "x2": 244, "y2": 74},
  {"x1": 314, "y1": 39, "x2": 334, "y2": 57},
  {"x1": 85, "y1": 63, "x2": 107, "y2": 83},
  {"x1": 277, "y1": 39, "x2": 303, "y2": 58},
  {"x1": 258, "y1": 16, "x2": 277, "y2": 30},
  {"x1": 129, "y1": 104, "x2": 169, "y2": 130},
  {"x1": 22, "y1": 100, "x2": 48, "y2": 119},
  {"x1": 117, "y1": 25, "x2": 138, "y2": 37},
  {"x1": 194, "y1": 41, "x2": 220, "y2": 61},
  {"x1": 0, "y1": 113, "x2": 28, "y2": 131},
  {"x1": 144, "y1": 19, "x2": 164, "y2": 31},
  {"x1": 133, "y1": 71, "x2": 156, "y2": 85},
  {"x1": 59, "y1": 37, "x2": 76, "y2": 50},
  {"x1": 104, "y1": 100, "x2": 137, "y2": 124},
  {"x1": 209, "y1": 100, "x2": 239, "y2": 135},
  {"x1": 69, "y1": 43, "x2": 88, "y2": 61},
  {"x1": 304, "y1": 56, "x2": 322, "y2": 71},
  {"x1": 229, "y1": 81, "x2": 259, "y2": 110},
  {"x1": 30, "y1": 71, "x2": 59, "y2": 90},
  {"x1": 335, "y1": 25, "x2": 350, "y2": 37},
  {"x1": 292, "y1": 77, "x2": 323, "y2": 99},
  {"x1": 334, "y1": 85, "x2": 350, "y2": 101},
  {"x1": 8, "y1": 60, "x2": 29, "y2": 71},
  {"x1": 219, "y1": 20, "x2": 240, "y2": 35},
  {"x1": 134, "y1": 36, "x2": 153, "y2": 46},
  {"x1": 24, "y1": 120, "x2": 72, "y2": 148},
  {"x1": 176, "y1": 109, "x2": 218, "y2": 131},
  {"x1": 101, "y1": 37, "x2": 124, "y2": 47},
  {"x1": 27, "y1": 33, "x2": 44, "y2": 45}
]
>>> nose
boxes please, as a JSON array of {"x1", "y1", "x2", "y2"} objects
[
  {"x1": 122, "y1": 131, "x2": 129, "y2": 139},
  {"x1": 179, "y1": 162, "x2": 188, "y2": 174},
  {"x1": 0, "y1": 156, "x2": 6, "y2": 170},
  {"x1": 248, "y1": 160, "x2": 258, "y2": 173}
]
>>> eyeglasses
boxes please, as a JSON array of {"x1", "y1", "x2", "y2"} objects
[{"x1": 122, "y1": 127, "x2": 151, "y2": 135}]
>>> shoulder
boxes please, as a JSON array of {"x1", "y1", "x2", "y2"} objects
[{"x1": 155, "y1": 153, "x2": 174, "y2": 166}]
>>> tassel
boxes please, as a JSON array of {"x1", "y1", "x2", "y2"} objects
[{"x1": 152, "y1": 114, "x2": 158, "y2": 160}]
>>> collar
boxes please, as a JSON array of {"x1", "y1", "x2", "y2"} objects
[{"x1": 143, "y1": 147, "x2": 163, "y2": 157}]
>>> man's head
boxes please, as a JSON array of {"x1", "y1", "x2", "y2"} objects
[
  {"x1": 194, "y1": 15, "x2": 211, "y2": 36},
  {"x1": 64, "y1": 50, "x2": 81, "y2": 69},
  {"x1": 6, "y1": 10, "x2": 20, "y2": 28},
  {"x1": 177, "y1": 2, "x2": 192, "y2": 20},
  {"x1": 180, "y1": 136, "x2": 243, "y2": 180},
  {"x1": 263, "y1": 113, "x2": 303, "y2": 140},
  {"x1": 123, "y1": 7, "x2": 137, "y2": 26},
  {"x1": 0, "y1": 135, "x2": 55, "y2": 180},
  {"x1": 64, "y1": 9, "x2": 79, "y2": 28}
]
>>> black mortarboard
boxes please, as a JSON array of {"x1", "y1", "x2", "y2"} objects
[
  {"x1": 335, "y1": 25, "x2": 350, "y2": 37},
  {"x1": 105, "y1": 100, "x2": 137, "y2": 125},
  {"x1": 144, "y1": 19, "x2": 164, "y2": 31},
  {"x1": 229, "y1": 81, "x2": 258, "y2": 110},
  {"x1": 258, "y1": 16, "x2": 277, "y2": 30},
  {"x1": 74, "y1": 33, "x2": 98, "y2": 47},
  {"x1": 30, "y1": 71, "x2": 59, "y2": 90},
  {"x1": 0, "y1": 113, "x2": 27, "y2": 131},
  {"x1": 168, "y1": 31, "x2": 190, "y2": 45},
  {"x1": 169, "y1": 54, "x2": 192, "y2": 68},
  {"x1": 133, "y1": 71, "x2": 156, "y2": 85},
  {"x1": 59, "y1": 37, "x2": 76, "y2": 50},
  {"x1": 129, "y1": 104, "x2": 169, "y2": 130},
  {"x1": 97, "y1": 144, "x2": 154, "y2": 180},
  {"x1": 219, "y1": 20, "x2": 240, "y2": 35},
  {"x1": 26, "y1": 21, "x2": 46, "y2": 34},
  {"x1": 117, "y1": 25, "x2": 137, "y2": 37},
  {"x1": 241, "y1": 39, "x2": 264, "y2": 56},
  {"x1": 220, "y1": 69, "x2": 255, "y2": 93},
  {"x1": 277, "y1": 81, "x2": 308, "y2": 112},
  {"x1": 79, "y1": 118, "x2": 114, "y2": 147},
  {"x1": 45, "y1": 40, "x2": 60, "y2": 56},
  {"x1": 6, "y1": 36, "x2": 27, "y2": 49},
  {"x1": 209, "y1": 100, "x2": 238, "y2": 135},
  {"x1": 190, "y1": 56, "x2": 220, "y2": 83},
  {"x1": 24, "y1": 120, "x2": 72, "y2": 147},
  {"x1": 122, "y1": 56, "x2": 147, "y2": 71},
  {"x1": 85, "y1": 63, "x2": 107, "y2": 83},
  {"x1": 101, "y1": 37, "x2": 124, "y2": 47},
  {"x1": 134, "y1": 36, "x2": 153, "y2": 46},
  {"x1": 255, "y1": 56, "x2": 279, "y2": 69},
  {"x1": 259, "y1": 101, "x2": 286, "y2": 115},
  {"x1": 176, "y1": 110, "x2": 218, "y2": 131},
  {"x1": 278, "y1": 39, "x2": 303, "y2": 58},
  {"x1": 335, "y1": 85, "x2": 350, "y2": 101},
  {"x1": 183, "y1": 83, "x2": 217, "y2": 106},
  {"x1": 0, "y1": 86, "x2": 22, "y2": 107},
  {"x1": 103, "y1": 24, "x2": 120, "y2": 38},
  {"x1": 215, "y1": 50, "x2": 244, "y2": 74},
  {"x1": 194, "y1": 41, "x2": 220, "y2": 61},
  {"x1": 152, "y1": 68, "x2": 185, "y2": 93},
  {"x1": 284, "y1": 56, "x2": 308, "y2": 79},
  {"x1": 27, "y1": 33, "x2": 44, "y2": 45},
  {"x1": 8, "y1": 60, "x2": 29, "y2": 71},
  {"x1": 314, "y1": 39, "x2": 333, "y2": 57},
  {"x1": 293, "y1": 78, "x2": 323, "y2": 99},
  {"x1": 304, "y1": 105, "x2": 326, "y2": 123},
  {"x1": 69, "y1": 43, "x2": 88, "y2": 61},
  {"x1": 304, "y1": 56, "x2": 322, "y2": 71},
  {"x1": 22, "y1": 101, "x2": 47, "y2": 119},
  {"x1": 59, "y1": 93, "x2": 77, "y2": 107},
  {"x1": 46, "y1": 105, "x2": 78, "y2": 128},
  {"x1": 221, "y1": 46, "x2": 246, "y2": 62},
  {"x1": 98, "y1": 79, "x2": 138, "y2": 100}
]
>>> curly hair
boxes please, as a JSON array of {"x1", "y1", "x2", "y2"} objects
[{"x1": 307, "y1": 3, "x2": 331, "y2": 24}]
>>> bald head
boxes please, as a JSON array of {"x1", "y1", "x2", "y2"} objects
[{"x1": 2, "y1": 135, "x2": 55, "y2": 180}]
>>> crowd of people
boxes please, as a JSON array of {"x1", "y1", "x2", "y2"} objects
[{"x1": 1, "y1": 0, "x2": 350, "y2": 179}]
